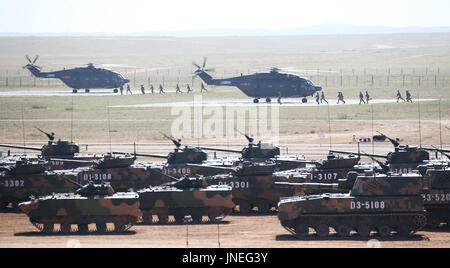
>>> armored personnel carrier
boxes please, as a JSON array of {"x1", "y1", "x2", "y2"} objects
[
  {"x1": 331, "y1": 132, "x2": 430, "y2": 174},
  {"x1": 0, "y1": 159, "x2": 78, "y2": 209},
  {"x1": 202, "y1": 160, "x2": 296, "y2": 214},
  {"x1": 420, "y1": 165, "x2": 450, "y2": 228},
  {"x1": 278, "y1": 173, "x2": 427, "y2": 238},
  {"x1": 0, "y1": 129, "x2": 105, "y2": 170},
  {"x1": 199, "y1": 133, "x2": 307, "y2": 171},
  {"x1": 138, "y1": 174, "x2": 234, "y2": 224},
  {"x1": 274, "y1": 152, "x2": 364, "y2": 184},
  {"x1": 19, "y1": 180, "x2": 140, "y2": 233}
]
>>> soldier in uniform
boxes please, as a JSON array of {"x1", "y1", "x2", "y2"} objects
[
  {"x1": 337, "y1": 92, "x2": 346, "y2": 104},
  {"x1": 201, "y1": 83, "x2": 208, "y2": 92},
  {"x1": 316, "y1": 92, "x2": 320, "y2": 105},
  {"x1": 175, "y1": 84, "x2": 182, "y2": 94},
  {"x1": 406, "y1": 90, "x2": 413, "y2": 103},
  {"x1": 365, "y1": 91, "x2": 371, "y2": 104},
  {"x1": 126, "y1": 85, "x2": 132, "y2": 95},
  {"x1": 140, "y1": 85, "x2": 145, "y2": 95},
  {"x1": 359, "y1": 91, "x2": 366, "y2": 105},
  {"x1": 119, "y1": 86, "x2": 124, "y2": 95},
  {"x1": 320, "y1": 92, "x2": 328, "y2": 104},
  {"x1": 187, "y1": 84, "x2": 192, "y2": 93},
  {"x1": 159, "y1": 84, "x2": 165, "y2": 94},
  {"x1": 150, "y1": 84, "x2": 154, "y2": 94},
  {"x1": 396, "y1": 90, "x2": 405, "y2": 102}
]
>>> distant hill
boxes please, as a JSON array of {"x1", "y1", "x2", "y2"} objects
[{"x1": 1, "y1": 24, "x2": 450, "y2": 37}]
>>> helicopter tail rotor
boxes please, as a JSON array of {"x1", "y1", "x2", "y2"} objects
[{"x1": 23, "y1": 55, "x2": 42, "y2": 71}]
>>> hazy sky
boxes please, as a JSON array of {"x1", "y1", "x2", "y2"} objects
[{"x1": 1, "y1": 0, "x2": 449, "y2": 33}]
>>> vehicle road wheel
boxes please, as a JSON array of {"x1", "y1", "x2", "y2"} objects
[
  {"x1": 60, "y1": 223, "x2": 71, "y2": 234},
  {"x1": 43, "y1": 224, "x2": 54, "y2": 234},
  {"x1": 174, "y1": 214, "x2": 185, "y2": 224},
  {"x1": 78, "y1": 224, "x2": 89, "y2": 233},
  {"x1": 428, "y1": 215, "x2": 441, "y2": 228},
  {"x1": 413, "y1": 215, "x2": 427, "y2": 230},
  {"x1": 114, "y1": 222, "x2": 126, "y2": 233},
  {"x1": 397, "y1": 226, "x2": 412, "y2": 237},
  {"x1": 208, "y1": 213, "x2": 221, "y2": 223},
  {"x1": 265, "y1": 98, "x2": 272, "y2": 103},
  {"x1": 191, "y1": 214, "x2": 203, "y2": 224},
  {"x1": 96, "y1": 223, "x2": 107, "y2": 233},
  {"x1": 357, "y1": 225, "x2": 371, "y2": 238},
  {"x1": 239, "y1": 203, "x2": 252, "y2": 214},
  {"x1": 315, "y1": 224, "x2": 330, "y2": 238},
  {"x1": 378, "y1": 225, "x2": 391, "y2": 237},
  {"x1": 378, "y1": 225, "x2": 392, "y2": 237},
  {"x1": 253, "y1": 99, "x2": 259, "y2": 104},
  {"x1": 257, "y1": 203, "x2": 271, "y2": 214},
  {"x1": 294, "y1": 224, "x2": 309, "y2": 239},
  {"x1": 337, "y1": 225, "x2": 351, "y2": 238},
  {"x1": 158, "y1": 214, "x2": 169, "y2": 224}
]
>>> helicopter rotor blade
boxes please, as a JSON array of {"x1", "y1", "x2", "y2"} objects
[
  {"x1": 192, "y1": 61, "x2": 201, "y2": 69},
  {"x1": 32, "y1": 55, "x2": 39, "y2": 64},
  {"x1": 202, "y1": 57, "x2": 207, "y2": 69},
  {"x1": 204, "y1": 68, "x2": 215, "y2": 73},
  {"x1": 25, "y1": 55, "x2": 32, "y2": 64}
]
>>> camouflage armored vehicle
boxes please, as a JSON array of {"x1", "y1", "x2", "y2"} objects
[
  {"x1": 0, "y1": 159, "x2": 78, "y2": 209},
  {"x1": 138, "y1": 174, "x2": 234, "y2": 224},
  {"x1": 74, "y1": 161, "x2": 166, "y2": 193},
  {"x1": 278, "y1": 173, "x2": 427, "y2": 238},
  {"x1": 199, "y1": 133, "x2": 307, "y2": 171},
  {"x1": 331, "y1": 132, "x2": 430, "y2": 174},
  {"x1": 202, "y1": 161, "x2": 297, "y2": 214},
  {"x1": 420, "y1": 166, "x2": 450, "y2": 228},
  {"x1": 19, "y1": 180, "x2": 140, "y2": 233},
  {"x1": 274, "y1": 152, "x2": 363, "y2": 184}
]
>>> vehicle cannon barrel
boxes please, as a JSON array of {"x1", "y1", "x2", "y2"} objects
[
  {"x1": 197, "y1": 147, "x2": 242, "y2": 154},
  {"x1": 113, "y1": 151, "x2": 168, "y2": 159},
  {"x1": 0, "y1": 144, "x2": 42, "y2": 152},
  {"x1": 329, "y1": 150, "x2": 388, "y2": 159}
]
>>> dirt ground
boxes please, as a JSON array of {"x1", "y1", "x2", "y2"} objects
[{"x1": 0, "y1": 212, "x2": 449, "y2": 248}]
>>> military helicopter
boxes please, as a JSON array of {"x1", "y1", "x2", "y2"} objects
[
  {"x1": 193, "y1": 58, "x2": 323, "y2": 104},
  {"x1": 23, "y1": 55, "x2": 130, "y2": 93}
]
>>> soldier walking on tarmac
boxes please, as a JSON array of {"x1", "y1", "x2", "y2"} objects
[
  {"x1": 365, "y1": 91, "x2": 372, "y2": 104},
  {"x1": 159, "y1": 84, "x2": 165, "y2": 94},
  {"x1": 126, "y1": 85, "x2": 133, "y2": 95},
  {"x1": 187, "y1": 84, "x2": 192, "y2": 93},
  {"x1": 337, "y1": 92, "x2": 346, "y2": 104},
  {"x1": 176, "y1": 84, "x2": 182, "y2": 94},
  {"x1": 396, "y1": 90, "x2": 405, "y2": 102},
  {"x1": 316, "y1": 92, "x2": 321, "y2": 105},
  {"x1": 140, "y1": 85, "x2": 145, "y2": 95},
  {"x1": 201, "y1": 83, "x2": 208, "y2": 92},
  {"x1": 150, "y1": 84, "x2": 154, "y2": 94},
  {"x1": 359, "y1": 91, "x2": 366, "y2": 105},
  {"x1": 320, "y1": 92, "x2": 328, "y2": 104},
  {"x1": 406, "y1": 90, "x2": 413, "y2": 103},
  {"x1": 119, "y1": 86, "x2": 124, "y2": 95}
]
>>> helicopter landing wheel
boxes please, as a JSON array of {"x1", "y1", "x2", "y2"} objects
[
  {"x1": 265, "y1": 98, "x2": 272, "y2": 103},
  {"x1": 113, "y1": 89, "x2": 118, "y2": 93},
  {"x1": 85, "y1": 89, "x2": 90, "y2": 93},
  {"x1": 253, "y1": 99, "x2": 260, "y2": 104},
  {"x1": 73, "y1": 89, "x2": 78, "y2": 94},
  {"x1": 302, "y1": 98, "x2": 308, "y2": 104}
]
